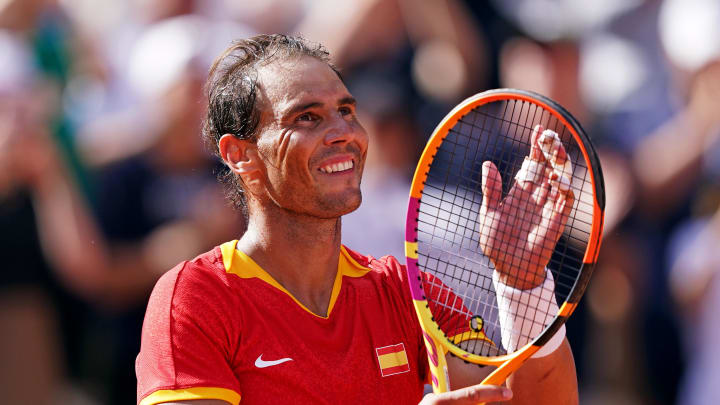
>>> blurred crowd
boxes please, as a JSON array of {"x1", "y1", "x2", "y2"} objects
[{"x1": 1, "y1": 0, "x2": 719, "y2": 404}]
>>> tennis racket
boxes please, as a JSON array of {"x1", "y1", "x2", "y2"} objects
[{"x1": 404, "y1": 88, "x2": 604, "y2": 393}]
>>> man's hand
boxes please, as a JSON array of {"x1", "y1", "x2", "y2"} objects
[
  {"x1": 420, "y1": 384, "x2": 512, "y2": 405},
  {"x1": 419, "y1": 384, "x2": 512, "y2": 405},
  {"x1": 478, "y1": 125, "x2": 575, "y2": 290}
]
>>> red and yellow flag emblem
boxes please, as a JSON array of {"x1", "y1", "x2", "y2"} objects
[{"x1": 376, "y1": 343, "x2": 410, "y2": 377}]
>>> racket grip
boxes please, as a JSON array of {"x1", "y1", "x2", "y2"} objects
[
  {"x1": 482, "y1": 346, "x2": 536, "y2": 386},
  {"x1": 475, "y1": 343, "x2": 566, "y2": 405},
  {"x1": 477, "y1": 345, "x2": 538, "y2": 405},
  {"x1": 422, "y1": 332, "x2": 450, "y2": 393}
]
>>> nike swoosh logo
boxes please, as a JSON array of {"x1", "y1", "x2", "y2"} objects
[{"x1": 255, "y1": 354, "x2": 293, "y2": 368}]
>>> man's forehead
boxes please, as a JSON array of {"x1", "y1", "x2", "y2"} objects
[{"x1": 256, "y1": 56, "x2": 350, "y2": 113}]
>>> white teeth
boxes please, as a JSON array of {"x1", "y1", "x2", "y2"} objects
[{"x1": 320, "y1": 160, "x2": 354, "y2": 173}]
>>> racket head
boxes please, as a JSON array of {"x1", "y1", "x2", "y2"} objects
[{"x1": 405, "y1": 89, "x2": 605, "y2": 382}]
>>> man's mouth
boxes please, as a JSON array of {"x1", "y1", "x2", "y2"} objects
[{"x1": 319, "y1": 159, "x2": 354, "y2": 174}]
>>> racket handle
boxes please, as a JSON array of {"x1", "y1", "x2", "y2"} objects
[
  {"x1": 422, "y1": 332, "x2": 450, "y2": 393},
  {"x1": 477, "y1": 344, "x2": 538, "y2": 404}
]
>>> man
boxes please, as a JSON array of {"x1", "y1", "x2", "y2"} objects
[{"x1": 136, "y1": 34, "x2": 578, "y2": 405}]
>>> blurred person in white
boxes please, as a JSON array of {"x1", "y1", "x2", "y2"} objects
[
  {"x1": 598, "y1": 4, "x2": 720, "y2": 405},
  {"x1": 665, "y1": 60, "x2": 720, "y2": 405},
  {"x1": 635, "y1": 2, "x2": 720, "y2": 400},
  {"x1": 632, "y1": 0, "x2": 720, "y2": 219},
  {"x1": 669, "y1": 205, "x2": 720, "y2": 405}
]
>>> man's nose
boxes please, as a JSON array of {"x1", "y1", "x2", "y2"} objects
[{"x1": 323, "y1": 115, "x2": 356, "y2": 146}]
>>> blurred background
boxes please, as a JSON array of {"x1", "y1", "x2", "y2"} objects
[{"x1": 1, "y1": 0, "x2": 719, "y2": 404}]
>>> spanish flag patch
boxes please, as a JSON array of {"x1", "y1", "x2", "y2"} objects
[{"x1": 376, "y1": 343, "x2": 410, "y2": 377}]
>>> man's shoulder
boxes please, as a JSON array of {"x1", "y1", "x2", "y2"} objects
[
  {"x1": 342, "y1": 245, "x2": 407, "y2": 283},
  {"x1": 151, "y1": 245, "x2": 231, "y2": 304},
  {"x1": 163, "y1": 245, "x2": 224, "y2": 278}
]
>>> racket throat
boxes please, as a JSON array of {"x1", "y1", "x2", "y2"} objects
[{"x1": 480, "y1": 345, "x2": 537, "y2": 386}]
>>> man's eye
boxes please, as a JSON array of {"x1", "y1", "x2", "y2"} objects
[
  {"x1": 339, "y1": 106, "x2": 353, "y2": 116},
  {"x1": 297, "y1": 113, "x2": 317, "y2": 122}
]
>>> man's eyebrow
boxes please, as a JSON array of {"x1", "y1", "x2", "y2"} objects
[
  {"x1": 286, "y1": 101, "x2": 323, "y2": 117},
  {"x1": 339, "y1": 97, "x2": 357, "y2": 107},
  {"x1": 285, "y1": 97, "x2": 357, "y2": 117}
]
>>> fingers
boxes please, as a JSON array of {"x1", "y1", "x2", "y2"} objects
[
  {"x1": 481, "y1": 161, "x2": 502, "y2": 211},
  {"x1": 514, "y1": 157, "x2": 544, "y2": 188},
  {"x1": 542, "y1": 175, "x2": 575, "y2": 241},
  {"x1": 420, "y1": 385, "x2": 513, "y2": 405},
  {"x1": 529, "y1": 124, "x2": 546, "y2": 162},
  {"x1": 515, "y1": 125, "x2": 546, "y2": 188},
  {"x1": 514, "y1": 125, "x2": 574, "y2": 207},
  {"x1": 529, "y1": 127, "x2": 576, "y2": 241},
  {"x1": 537, "y1": 129, "x2": 572, "y2": 193},
  {"x1": 553, "y1": 184, "x2": 575, "y2": 220}
]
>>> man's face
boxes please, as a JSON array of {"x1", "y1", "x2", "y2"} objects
[{"x1": 251, "y1": 56, "x2": 368, "y2": 218}]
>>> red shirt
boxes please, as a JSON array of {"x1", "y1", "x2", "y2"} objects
[{"x1": 136, "y1": 241, "x2": 430, "y2": 405}]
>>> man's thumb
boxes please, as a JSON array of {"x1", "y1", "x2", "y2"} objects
[{"x1": 481, "y1": 161, "x2": 502, "y2": 211}]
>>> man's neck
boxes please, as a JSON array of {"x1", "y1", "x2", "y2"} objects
[{"x1": 237, "y1": 207, "x2": 342, "y2": 317}]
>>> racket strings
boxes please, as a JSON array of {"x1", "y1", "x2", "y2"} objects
[
  {"x1": 417, "y1": 99, "x2": 592, "y2": 357},
  {"x1": 417, "y1": 178, "x2": 586, "y2": 291},
  {"x1": 417, "y1": 184, "x2": 595, "y2": 248},
  {"x1": 429, "y1": 122, "x2": 593, "y2": 211},
  {"x1": 420, "y1": 134, "x2": 597, "y2": 219}
]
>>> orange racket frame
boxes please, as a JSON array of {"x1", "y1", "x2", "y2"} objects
[{"x1": 404, "y1": 88, "x2": 605, "y2": 391}]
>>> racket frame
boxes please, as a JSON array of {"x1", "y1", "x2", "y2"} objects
[{"x1": 404, "y1": 88, "x2": 605, "y2": 390}]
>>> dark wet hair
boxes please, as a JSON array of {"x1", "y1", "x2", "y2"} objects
[{"x1": 202, "y1": 34, "x2": 341, "y2": 217}]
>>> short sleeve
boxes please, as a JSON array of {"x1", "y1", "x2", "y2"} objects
[{"x1": 136, "y1": 261, "x2": 242, "y2": 405}]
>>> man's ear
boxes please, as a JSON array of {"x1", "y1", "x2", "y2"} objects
[{"x1": 218, "y1": 134, "x2": 264, "y2": 190}]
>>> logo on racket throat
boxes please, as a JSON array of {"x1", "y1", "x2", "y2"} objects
[
  {"x1": 376, "y1": 343, "x2": 410, "y2": 377},
  {"x1": 470, "y1": 315, "x2": 484, "y2": 333}
]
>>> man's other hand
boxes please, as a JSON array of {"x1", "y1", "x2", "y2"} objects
[{"x1": 420, "y1": 385, "x2": 513, "y2": 404}]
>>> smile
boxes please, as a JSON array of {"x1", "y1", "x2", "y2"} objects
[{"x1": 319, "y1": 159, "x2": 354, "y2": 173}]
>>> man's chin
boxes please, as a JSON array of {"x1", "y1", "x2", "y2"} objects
[
  {"x1": 339, "y1": 195, "x2": 362, "y2": 216},
  {"x1": 316, "y1": 190, "x2": 362, "y2": 218}
]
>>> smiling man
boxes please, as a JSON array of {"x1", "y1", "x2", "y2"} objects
[{"x1": 135, "y1": 34, "x2": 578, "y2": 405}]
